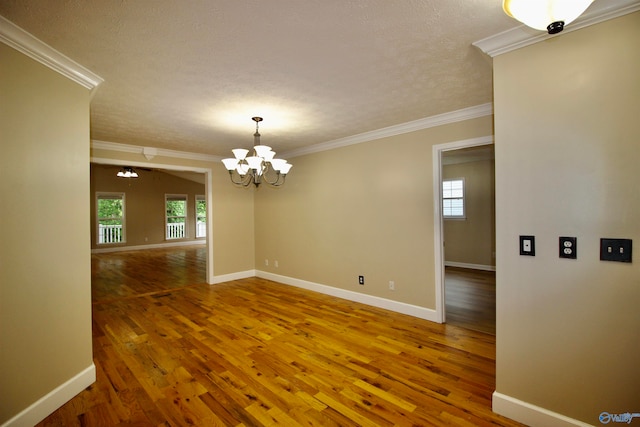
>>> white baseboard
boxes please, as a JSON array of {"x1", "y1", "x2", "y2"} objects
[
  {"x1": 492, "y1": 392, "x2": 592, "y2": 427},
  {"x1": 91, "y1": 239, "x2": 205, "y2": 254},
  {"x1": 212, "y1": 270, "x2": 256, "y2": 284},
  {"x1": 444, "y1": 261, "x2": 496, "y2": 272},
  {"x1": 255, "y1": 270, "x2": 439, "y2": 322},
  {"x1": 2, "y1": 364, "x2": 96, "y2": 427}
]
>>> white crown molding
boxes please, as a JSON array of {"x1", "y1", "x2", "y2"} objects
[
  {"x1": 0, "y1": 15, "x2": 103, "y2": 91},
  {"x1": 91, "y1": 140, "x2": 221, "y2": 163},
  {"x1": 474, "y1": 0, "x2": 640, "y2": 57},
  {"x1": 282, "y1": 103, "x2": 493, "y2": 159}
]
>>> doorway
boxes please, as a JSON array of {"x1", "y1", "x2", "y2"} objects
[
  {"x1": 90, "y1": 157, "x2": 215, "y2": 284},
  {"x1": 432, "y1": 137, "x2": 495, "y2": 334}
]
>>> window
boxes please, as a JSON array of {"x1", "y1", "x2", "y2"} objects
[
  {"x1": 442, "y1": 178, "x2": 465, "y2": 218},
  {"x1": 96, "y1": 192, "x2": 125, "y2": 244},
  {"x1": 195, "y1": 195, "x2": 206, "y2": 238},
  {"x1": 166, "y1": 194, "x2": 187, "y2": 239}
]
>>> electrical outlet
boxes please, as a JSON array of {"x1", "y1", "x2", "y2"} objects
[
  {"x1": 559, "y1": 237, "x2": 577, "y2": 259},
  {"x1": 274, "y1": 260, "x2": 279, "y2": 268},
  {"x1": 358, "y1": 275, "x2": 364, "y2": 285},
  {"x1": 389, "y1": 281, "x2": 395, "y2": 291},
  {"x1": 519, "y1": 235, "x2": 535, "y2": 256},
  {"x1": 600, "y1": 238, "x2": 632, "y2": 263},
  {"x1": 265, "y1": 259, "x2": 269, "y2": 266}
]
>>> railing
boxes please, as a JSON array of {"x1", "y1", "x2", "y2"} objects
[
  {"x1": 98, "y1": 224, "x2": 122, "y2": 244},
  {"x1": 196, "y1": 221, "x2": 206, "y2": 238},
  {"x1": 167, "y1": 222, "x2": 186, "y2": 239}
]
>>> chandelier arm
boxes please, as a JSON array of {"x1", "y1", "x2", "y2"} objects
[
  {"x1": 262, "y1": 167, "x2": 282, "y2": 185},
  {"x1": 262, "y1": 169, "x2": 286, "y2": 186},
  {"x1": 229, "y1": 171, "x2": 253, "y2": 187},
  {"x1": 270, "y1": 174, "x2": 286, "y2": 187}
]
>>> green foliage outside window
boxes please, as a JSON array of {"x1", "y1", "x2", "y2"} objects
[
  {"x1": 196, "y1": 199, "x2": 206, "y2": 223},
  {"x1": 98, "y1": 199, "x2": 123, "y2": 225},
  {"x1": 166, "y1": 199, "x2": 186, "y2": 223}
]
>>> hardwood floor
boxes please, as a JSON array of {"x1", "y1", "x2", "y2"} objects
[
  {"x1": 91, "y1": 245, "x2": 207, "y2": 304},
  {"x1": 37, "y1": 247, "x2": 522, "y2": 426},
  {"x1": 444, "y1": 267, "x2": 496, "y2": 335}
]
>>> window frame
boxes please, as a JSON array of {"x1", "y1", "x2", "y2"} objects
[
  {"x1": 442, "y1": 178, "x2": 466, "y2": 220},
  {"x1": 165, "y1": 194, "x2": 188, "y2": 240},
  {"x1": 96, "y1": 192, "x2": 126, "y2": 245}
]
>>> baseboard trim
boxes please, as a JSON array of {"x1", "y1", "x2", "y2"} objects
[
  {"x1": 255, "y1": 271, "x2": 439, "y2": 322},
  {"x1": 2, "y1": 364, "x2": 96, "y2": 427},
  {"x1": 492, "y1": 392, "x2": 592, "y2": 427},
  {"x1": 444, "y1": 261, "x2": 496, "y2": 272},
  {"x1": 212, "y1": 270, "x2": 256, "y2": 284},
  {"x1": 91, "y1": 239, "x2": 205, "y2": 254}
]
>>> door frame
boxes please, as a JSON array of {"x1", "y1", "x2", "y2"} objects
[{"x1": 432, "y1": 135, "x2": 494, "y2": 323}]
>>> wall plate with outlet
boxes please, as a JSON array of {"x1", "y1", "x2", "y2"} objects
[
  {"x1": 559, "y1": 237, "x2": 577, "y2": 259},
  {"x1": 358, "y1": 275, "x2": 364, "y2": 285},
  {"x1": 519, "y1": 235, "x2": 535, "y2": 256}
]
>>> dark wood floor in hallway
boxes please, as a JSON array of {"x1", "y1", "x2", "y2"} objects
[
  {"x1": 445, "y1": 267, "x2": 496, "y2": 335},
  {"x1": 38, "y1": 246, "x2": 523, "y2": 426}
]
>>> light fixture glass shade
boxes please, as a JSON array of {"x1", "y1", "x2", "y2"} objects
[
  {"x1": 279, "y1": 163, "x2": 293, "y2": 174},
  {"x1": 246, "y1": 156, "x2": 263, "y2": 170},
  {"x1": 254, "y1": 145, "x2": 272, "y2": 158},
  {"x1": 222, "y1": 158, "x2": 239, "y2": 170},
  {"x1": 270, "y1": 158, "x2": 287, "y2": 172},
  {"x1": 237, "y1": 164, "x2": 249, "y2": 176},
  {"x1": 232, "y1": 148, "x2": 249, "y2": 160},
  {"x1": 263, "y1": 150, "x2": 276, "y2": 162},
  {"x1": 503, "y1": 0, "x2": 593, "y2": 32}
]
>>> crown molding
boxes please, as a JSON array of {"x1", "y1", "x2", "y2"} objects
[
  {"x1": 92, "y1": 103, "x2": 492, "y2": 163},
  {"x1": 282, "y1": 103, "x2": 493, "y2": 159},
  {"x1": 473, "y1": 0, "x2": 640, "y2": 57},
  {"x1": 0, "y1": 15, "x2": 103, "y2": 91},
  {"x1": 91, "y1": 140, "x2": 221, "y2": 163}
]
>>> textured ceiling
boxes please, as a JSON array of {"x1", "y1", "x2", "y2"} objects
[{"x1": 0, "y1": 1, "x2": 519, "y2": 157}]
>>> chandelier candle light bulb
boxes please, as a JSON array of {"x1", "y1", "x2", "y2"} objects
[{"x1": 222, "y1": 117, "x2": 292, "y2": 187}]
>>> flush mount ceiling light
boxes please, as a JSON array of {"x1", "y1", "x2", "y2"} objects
[
  {"x1": 222, "y1": 117, "x2": 292, "y2": 188},
  {"x1": 116, "y1": 166, "x2": 138, "y2": 178},
  {"x1": 503, "y1": 0, "x2": 594, "y2": 34}
]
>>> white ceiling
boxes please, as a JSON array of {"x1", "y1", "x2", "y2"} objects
[{"x1": 1, "y1": 1, "x2": 522, "y2": 157}]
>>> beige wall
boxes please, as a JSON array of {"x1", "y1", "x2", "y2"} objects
[
  {"x1": 90, "y1": 164, "x2": 206, "y2": 249},
  {"x1": 443, "y1": 158, "x2": 495, "y2": 267},
  {"x1": 494, "y1": 12, "x2": 640, "y2": 424},
  {"x1": 255, "y1": 116, "x2": 494, "y2": 309},
  {"x1": 0, "y1": 44, "x2": 93, "y2": 423}
]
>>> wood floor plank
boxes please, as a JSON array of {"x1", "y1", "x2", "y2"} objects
[{"x1": 36, "y1": 246, "x2": 524, "y2": 426}]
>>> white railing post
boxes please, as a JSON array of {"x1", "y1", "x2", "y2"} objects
[
  {"x1": 166, "y1": 223, "x2": 186, "y2": 239},
  {"x1": 98, "y1": 224, "x2": 122, "y2": 244}
]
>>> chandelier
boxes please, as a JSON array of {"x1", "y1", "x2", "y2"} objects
[
  {"x1": 221, "y1": 117, "x2": 292, "y2": 187},
  {"x1": 503, "y1": 0, "x2": 593, "y2": 34},
  {"x1": 116, "y1": 166, "x2": 138, "y2": 178}
]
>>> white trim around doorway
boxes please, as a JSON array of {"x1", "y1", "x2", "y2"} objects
[{"x1": 431, "y1": 135, "x2": 494, "y2": 323}]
